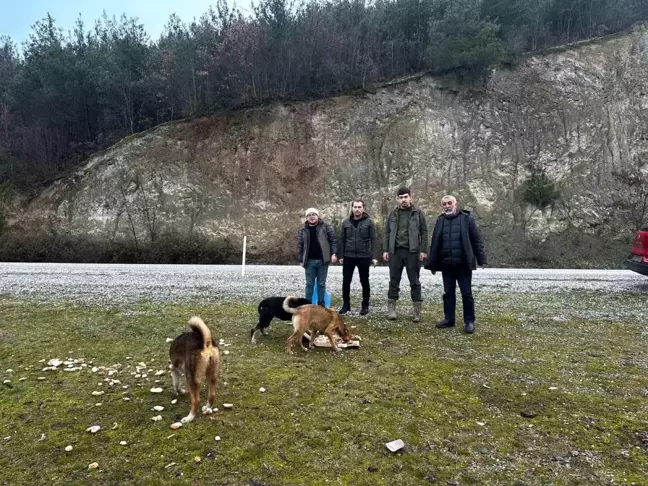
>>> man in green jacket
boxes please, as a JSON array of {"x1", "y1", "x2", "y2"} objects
[{"x1": 382, "y1": 187, "x2": 428, "y2": 322}]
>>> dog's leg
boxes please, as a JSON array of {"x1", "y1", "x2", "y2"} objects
[
  {"x1": 286, "y1": 332, "x2": 298, "y2": 354},
  {"x1": 171, "y1": 366, "x2": 182, "y2": 394},
  {"x1": 181, "y1": 378, "x2": 201, "y2": 424},
  {"x1": 203, "y1": 374, "x2": 216, "y2": 415},
  {"x1": 298, "y1": 329, "x2": 310, "y2": 352},
  {"x1": 251, "y1": 315, "x2": 272, "y2": 345},
  {"x1": 260, "y1": 315, "x2": 272, "y2": 335},
  {"x1": 203, "y1": 357, "x2": 219, "y2": 415},
  {"x1": 250, "y1": 327, "x2": 260, "y2": 345},
  {"x1": 171, "y1": 365, "x2": 187, "y2": 394},
  {"x1": 324, "y1": 330, "x2": 340, "y2": 352},
  {"x1": 286, "y1": 316, "x2": 301, "y2": 354}
]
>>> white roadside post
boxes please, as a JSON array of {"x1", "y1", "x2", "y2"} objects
[{"x1": 242, "y1": 236, "x2": 247, "y2": 277}]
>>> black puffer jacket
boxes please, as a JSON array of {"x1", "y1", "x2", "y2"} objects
[
  {"x1": 439, "y1": 213, "x2": 464, "y2": 267},
  {"x1": 425, "y1": 210, "x2": 487, "y2": 271},
  {"x1": 339, "y1": 212, "x2": 377, "y2": 259}
]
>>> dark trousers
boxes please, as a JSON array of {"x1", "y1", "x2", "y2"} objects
[
  {"x1": 441, "y1": 266, "x2": 474, "y2": 323},
  {"x1": 342, "y1": 257, "x2": 372, "y2": 307},
  {"x1": 388, "y1": 248, "x2": 422, "y2": 301}
]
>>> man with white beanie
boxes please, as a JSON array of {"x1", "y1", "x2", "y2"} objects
[{"x1": 297, "y1": 208, "x2": 338, "y2": 306}]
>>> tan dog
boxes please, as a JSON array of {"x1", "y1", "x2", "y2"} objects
[
  {"x1": 282, "y1": 297, "x2": 352, "y2": 354},
  {"x1": 169, "y1": 317, "x2": 221, "y2": 424}
]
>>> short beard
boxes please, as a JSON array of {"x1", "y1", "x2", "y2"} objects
[{"x1": 444, "y1": 208, "x2": 457, "y2": 216}]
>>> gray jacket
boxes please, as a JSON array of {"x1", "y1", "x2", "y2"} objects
[
  {"x1": 339, "y1": 212, "x2": 377, "y2": 259},
  {"x1": 383, "y1": 206, "x2": 428, "y2": 254},
  {"x1": 298, "y1": 219, "x2": 338, "y2": 264}
]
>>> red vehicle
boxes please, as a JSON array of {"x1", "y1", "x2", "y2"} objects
[{"x1": 626, "y1": 228, "x2": 648, "y2": 276}]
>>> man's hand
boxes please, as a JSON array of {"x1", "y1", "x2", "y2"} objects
[
  {"x1": 419, "y1": 252, "x2": 427, "y2": 262},
  {"x1": 331, "y1": 254, "x2": 338, "y2": 264},
  {"x1": 481, "y1": 264, "x2": 487, "y2": 269},
  {"x1": 372, "y1": 259, "x2": 378, "y2": 268},
  {"x1": 382, "y1": 252, "x2": 390, "y2": 263},
  {"x1": 300, "y1": 262, "x2": 305, "y2": 268},
  {"x1": 339, "y1": 258, "x2": 344, "y2": 265}
]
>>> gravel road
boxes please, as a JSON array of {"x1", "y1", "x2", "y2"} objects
[{"x1": 1, "y1": 263, "x2": 646, "y2": 308}]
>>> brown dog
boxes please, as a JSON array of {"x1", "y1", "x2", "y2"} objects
[
  {"x1": 282, "y1": 297, "x2": 352, "y2": 354},
  {"x1": 169, "y1": 317, "x2": 221, "y2": 424}
]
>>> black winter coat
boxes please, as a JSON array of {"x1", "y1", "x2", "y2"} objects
[
  {"x1": 339, "y1": 212, "x2": 377, "y2": 259},
  {"x1": 424, "y1": 210, "x2": 487, "y2": 271}
]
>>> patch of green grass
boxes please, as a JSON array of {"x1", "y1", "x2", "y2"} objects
[{"x1": 0, "y1": 291, "x2": 647, "y2": 485}]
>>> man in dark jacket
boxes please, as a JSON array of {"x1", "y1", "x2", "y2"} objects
[
  {"x1": 298, "y1": 207, "x2": 338, "y2": 306},
  {"x1": 425, "y1": 195, "x2": 487, "y2": 334},
  {"x1": 338, "y1": 199, "x2": 378, "y2": 315},
  {"x1": 383, "y1": 187, "x2": 428, "y2": 322}
]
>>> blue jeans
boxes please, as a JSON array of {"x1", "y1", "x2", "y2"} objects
[{"x1": 304, "y1": 259, "x2": 329, "y2": 305}]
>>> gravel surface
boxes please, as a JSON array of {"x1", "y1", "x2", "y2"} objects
[{"x1": 1, "y1": 263, "x2": 646, "y2": 308}]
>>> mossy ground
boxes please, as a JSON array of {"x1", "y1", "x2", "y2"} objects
[{"x1": 0, "y1": 291, "x2": 647, "y2": 485}]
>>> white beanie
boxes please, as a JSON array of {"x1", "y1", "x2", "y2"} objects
[{"x1": 305, "y1": 207, "x2": 319, "y2": 218}]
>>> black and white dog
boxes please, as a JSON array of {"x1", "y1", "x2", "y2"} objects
[{"x1": 250, "y1": 296, "x2": 310, "y2": 344}]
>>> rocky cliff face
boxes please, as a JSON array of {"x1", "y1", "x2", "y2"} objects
[{"x1": 14, "y1": 30, "x2": 648, "y2": 267}]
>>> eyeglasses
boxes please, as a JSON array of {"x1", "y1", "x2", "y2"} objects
[
  {"x1": 442, "y1": 202, "x2": 454, "y2": 207},
  {"x1": 307, "y1": 213, "x2": 318, "y2": 217}
]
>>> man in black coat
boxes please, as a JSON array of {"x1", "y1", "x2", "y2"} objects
[
  {"x1": 425, "y1": 195, "x2": 487, "y2": 334},
  {"x1": 338, "y1": 199, "x2": 378, "y2": 315}
]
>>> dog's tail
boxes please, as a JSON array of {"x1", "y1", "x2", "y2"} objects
[
  {"x1": 189, "y1": 316, "x2": 213, "y2": 349},
  {"x1": 282, "y1": 296, "x2": 299, "y2": 315}
]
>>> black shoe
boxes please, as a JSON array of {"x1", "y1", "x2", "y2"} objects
[
  {"x1": 338, "y1": 304, "x2": 350, "y2": 315},
  {"x1": 464, "y1": 322, "x2": 475, "y2": 334},
  {"x1": 436, "y1": 319, "x2": 455, "y2": 329},
  {"x1": 359, "y1": 306, "x2": 369, "y2": 315}
]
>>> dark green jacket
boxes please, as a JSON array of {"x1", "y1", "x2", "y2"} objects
[
  {"x1": 384, "y1": 206, "x2": 428, "y2": 254},
  {"x1": 339, "y1": 212, "x2": 377, "y2": 259}
]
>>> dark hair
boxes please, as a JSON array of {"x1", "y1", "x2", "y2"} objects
[
  {"x1": 397, "y1": 187, "x2": 410, "y2": 196},
  {"x1": 352, "y1": 198, "x2": 365, "y2": 207}
]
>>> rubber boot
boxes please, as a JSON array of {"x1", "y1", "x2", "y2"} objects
[
  {"x1": 412, "y1": 301, "x2": 422, "y2": 323},
  {"x1": 388, "y1": 299, "x2": 397, "y2": 320}
]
